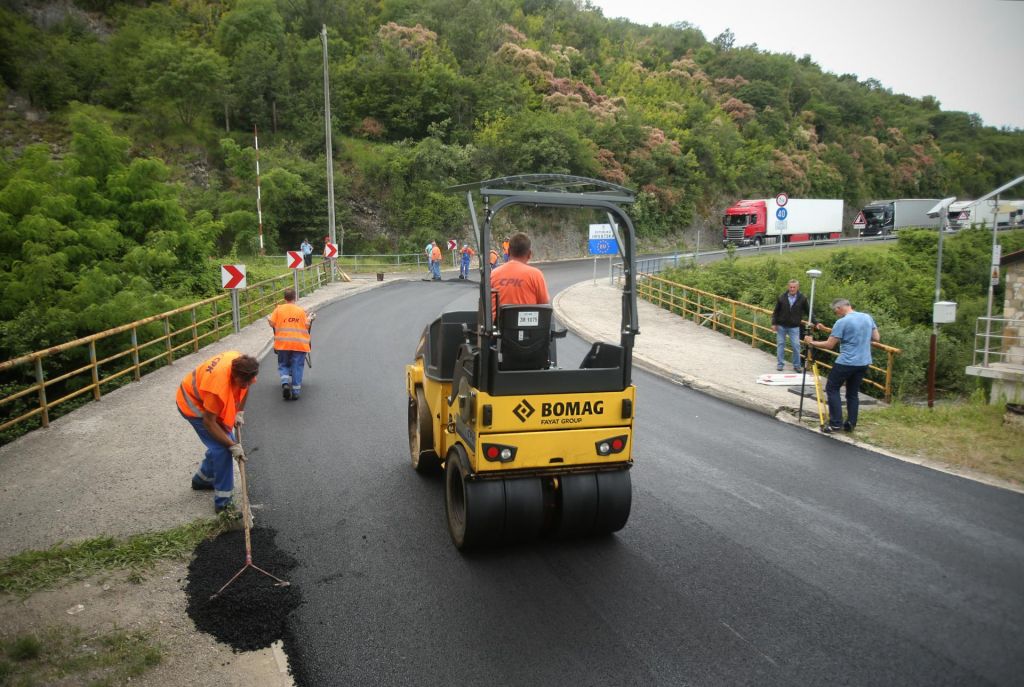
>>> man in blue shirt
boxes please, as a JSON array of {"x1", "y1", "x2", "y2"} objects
[{"x1": 804, "y1": 298, "x2": 880, "y2": 433}]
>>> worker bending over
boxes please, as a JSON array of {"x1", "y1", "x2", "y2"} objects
[
  {"x1": 178, "y1": 351, "x2": 258, "y2": 513},
  {"x1": 490, "y1": 232, "x2": 550, "y2": 312},
  {"x1": 267, "y1": 288, "x2": 314, "y2": 400}
]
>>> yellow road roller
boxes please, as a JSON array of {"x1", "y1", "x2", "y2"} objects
[{"x1": 405, "y1": 175, "x2": 639, "y2": 549}]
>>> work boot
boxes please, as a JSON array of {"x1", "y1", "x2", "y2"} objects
[
  {"x1": 191, "y1": 478, "x2": 214, "y2": 491},
  {"x1": 282, "y1": 383, "x2": 292, "y2": 400},
  {"x1": 843, "y1": 421, "x2": 855, "y2": 432},
  {"x1": 215, "y1": 500, "x2": 238, "y2": 516}
]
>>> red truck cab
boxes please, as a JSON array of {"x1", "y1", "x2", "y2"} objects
[{"x1": 722, "y1": 200, "x2": 767, "y2": 246}]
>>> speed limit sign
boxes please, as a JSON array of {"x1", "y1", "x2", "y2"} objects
[{"x1": 775, "y1": 192, "x2": 789, "y2": 207}]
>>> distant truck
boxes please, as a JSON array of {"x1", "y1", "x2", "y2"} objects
[
  {"x1": 948, "y1": 199, "x2": 1024, "y2": 230},
  {"x1": 857, "y1": 199, "x2": 942, "y2": 236},
  {"x1": 722, "y1": 198, "x2": 843, "y2": 246}
]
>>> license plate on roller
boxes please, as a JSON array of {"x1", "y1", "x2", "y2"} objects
[{"x1": 517, "y1": 311, "x2": 539, "y2": 327}]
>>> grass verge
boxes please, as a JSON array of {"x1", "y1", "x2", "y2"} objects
[
  {"x1": 855, "y1": 397, "x2": 1023, "y2": 484},
  {"x1": 0, "y1": 517, "x2": 231, "y2": 597},
  {"x1": 0, "y1": 626, "x2": 161, "y2": 686}
]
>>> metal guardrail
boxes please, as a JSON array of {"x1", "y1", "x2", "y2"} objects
[
  {"x1": 0, "y1": 262, "x2": 332, "y2": 438},
  {"x1": 635, "y1": 274, "x2": 901, "y2": 402},
  {"x1": 972, "y1": 317, "x2": 1024, "y2": 367},
  {"x1": 611, "y1": 233, "x2": 900, "y2": 283}
]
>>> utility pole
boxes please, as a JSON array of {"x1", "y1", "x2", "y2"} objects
[{"x1": 321, "y1": 25, "x2": 339, "y2": 281}]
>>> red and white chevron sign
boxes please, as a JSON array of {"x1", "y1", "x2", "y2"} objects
[
  {"x1": 221, "y1": 264, "x2": 246, "y2": 289},
  {"x1": 324, "y1": 242, "x2": 338, "y2": 258},
  {"x1": 287, "y1": 251, "x2": 304, "y2": 269}
]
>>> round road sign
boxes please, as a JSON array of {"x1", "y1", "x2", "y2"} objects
[{"x1": 775, "y1": 192, "x2": 789, "y2": 207}]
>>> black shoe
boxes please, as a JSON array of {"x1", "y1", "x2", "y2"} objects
[
  {"x1": 191, "y1": 479, "x2": 214, "y2": 491},
  {"x1": 843, "y1": 422, "x2": 854, "y2": 432},
  {"x1": 282, "y1": 383, "x2": 292, "y2": 400},
  {"x1": 794, "y1": 367, "x2": 804, "y2": 374},
  {"x1": 821, "y1": 425, "x2": 841, "y2": 434}
]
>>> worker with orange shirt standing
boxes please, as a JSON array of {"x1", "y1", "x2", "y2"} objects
[
  {"x1": 490, "y1": 232, "x2": 549, "y2": 312},
  {"x1": 178, "y1": 351, "x2": 259, "y2": 513},
  {"x1": 430, "y1": 240, "x2": 442, "y2": 280},
  {"x1": 267, "y1": 288, "x2": 315, "y2": 400}
]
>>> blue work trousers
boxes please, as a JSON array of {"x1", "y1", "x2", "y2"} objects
[
  {"x1": 183, "y1": 413, "x2": 235, "y2": 508},
  {"x1": 460, "y1": 257, "x2": 471, "y2": 278},
  {"x1": 776, "y1": 326, "x2": 802, "y2": 369},
  {"x1": 430, "y1": 260, "x2": 441, "y2": 279},
  {"x1": 276, "y1": 349, "x2": 306, "y2": 393},
  {"x1": 825, "y1": 363, "x2": 868, "y2": 429}
]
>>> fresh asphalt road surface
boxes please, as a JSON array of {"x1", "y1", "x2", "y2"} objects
[{"x1": 243, "y1": 260, "x2": 1024, "y2": 686}]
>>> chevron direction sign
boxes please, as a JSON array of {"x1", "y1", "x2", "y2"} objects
[
  {"x1": 324, "y1": 242, "x2": 338, "y2": 258},
  {"x1": 287, "y1": 251, "x2": 304, "y2": 269},
  {"x1": 221, "y1": 264, "x2": 246, "y2": 289}
]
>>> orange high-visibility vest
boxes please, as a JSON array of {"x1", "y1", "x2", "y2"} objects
[
  {"x1": 431, "y1": 245, "x2": 441, "y2": 261},
  {"x1": 489, "y1": 250, "x2": 498, "y2": 266},
  {"x1": 176, "y1": 351, "x2": 248, "y2": 428},
  {"x1": 268, "y1": 303, "x2": 311, "y2": 352}
]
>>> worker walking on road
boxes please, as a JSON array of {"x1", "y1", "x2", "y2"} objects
[
  {"x1": 267, "y1": 288, "x2": 314, "y2": 400},
  {"x1": 804, "y1": 298, "x2": 880, "y2": 434},
  {"x1": 178, "y1": 351, "x2": 259, "y2": 513},
  {"x1": 490, "y1": 232, "x2": 549, "y2": 312}
]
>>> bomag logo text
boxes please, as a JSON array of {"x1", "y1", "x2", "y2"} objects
[{"x1": 539, "y1": 400, "x2": 604, "y2": 425}]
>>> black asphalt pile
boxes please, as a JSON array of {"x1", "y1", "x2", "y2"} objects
[{"x1": 185, "y1": 527, "x2": 301, "y2": 652}]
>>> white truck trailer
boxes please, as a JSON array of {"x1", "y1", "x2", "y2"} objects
[{"x1": 948, "y1": 199, "x2": 1024, "y2": 230}]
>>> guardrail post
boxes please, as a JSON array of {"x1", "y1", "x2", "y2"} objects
[
  {"x1": 89, "y1": 340, "x2": 101, "y2": 401},
  {"x1": 730, "y1": 303, "x2": 737, "y2": 338},
  {"x1": 191, "y1": 308, "x2": 199, "y2": 353},
  {"x1": 164, "y1": 319, "x2": 173, "y2": 365},
  {"x1": 131, "y1": 327, "x2": 141, "y2": 381},
  {"x1": 34, "y1": 357, "x2": 49, "y2": 428},
  {"x1": 884, "y1": 351, "x2": 894, "y2": 403}
]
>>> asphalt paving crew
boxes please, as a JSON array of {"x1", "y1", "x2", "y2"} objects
[
  {"x1": 178, "y1": 351, "x2": 259, "y2": 513},
  {"x1": 490, "y1": 232, "x2": 550, "y2": 311},
  {"x1": 459, "y1": 242, "x2": 475, "y2": 279},
  {"x1": 267, "y1": 288, "x2": 315, "y2": 400},
  {"x1": 430, "y1": 240, "x2": 442, "y2": 280}
]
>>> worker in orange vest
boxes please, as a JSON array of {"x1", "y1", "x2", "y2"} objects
[
  {"x1": 267, "y1": 288, "x2": 315, "y2": 400},
  {"x1": 177, "y1": 351, "x2": 259, "y2": 513},
  {"x1": 501, "y1": 237, "x2": 510, "y2": 263},
  {"x1": 489, "y1": 248, "x2": 499, "y2": 268},
  {"x1": 459, "y1": 242, "x2": 475, "y2": 279}
]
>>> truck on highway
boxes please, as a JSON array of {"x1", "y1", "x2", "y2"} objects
[
  {"x1": 722, "y1": 198, "x2": 843, "y2": 246},
  {"x1": 947, "y1": 199, "x2": 1024, "y2": 230},
  {"x1": 856, "y1": 199, "x2": 942, "y2": 236}
]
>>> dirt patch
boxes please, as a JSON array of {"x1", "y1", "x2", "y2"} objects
[
  {"x1": 1, "y1": 559, "x2": 294, "y2": 686},
  {"x1": 185, "y1": 528, "x2": 301, "y2": 653}
]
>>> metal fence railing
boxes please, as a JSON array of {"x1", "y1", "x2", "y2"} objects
[
  {"x1": 0, "y1": 263, "x2": 333, "y2": 440},
  {"x1": 634, "y1": 274, "x2": 901, "y2": 402},
  {"x1": 611, "y1": 232, "x2": 901, "y2": 283},
  {"x1": 972, "y1": 317, "x2": 1024, "y2": 367}
]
